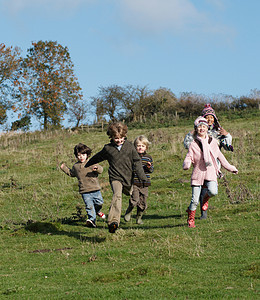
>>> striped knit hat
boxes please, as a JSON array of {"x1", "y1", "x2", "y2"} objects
[
  {"x1": 201, "y1": 103, "x2": 217, "y2": 119},
  {"x1": 201, "y1": 103, "x2": 221, "y2": 128},
  {"x1": 194, "y1": 116, "x2": 209, "y2": 128}
]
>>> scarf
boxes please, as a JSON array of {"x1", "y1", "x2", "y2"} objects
[{"x1": 196, "y1": 135, "x2": 219, "y2": 174}]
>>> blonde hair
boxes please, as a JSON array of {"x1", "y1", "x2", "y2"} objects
[{"x1": 134, "y1": 135, "x2": 151, "y2": 150}]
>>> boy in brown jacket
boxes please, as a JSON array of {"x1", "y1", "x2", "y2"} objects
[{"x1": 60, "y1": 143, "x2": 105, "y2": 228}]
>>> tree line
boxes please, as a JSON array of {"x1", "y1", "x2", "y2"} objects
[{"x1": 1, "y1": 41, "x2": 259, "y2": 131}]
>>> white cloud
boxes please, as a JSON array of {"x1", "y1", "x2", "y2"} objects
[{"x1": 117, "y1": 0, "x2": 233, "y2": 37}]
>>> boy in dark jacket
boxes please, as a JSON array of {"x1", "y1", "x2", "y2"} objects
[
  {"x1": 85, "y1": 122, "x2": 147, "y2": 233},
  {"x1": 60, "y1": 143, "x2": 105, "y2": 228}
]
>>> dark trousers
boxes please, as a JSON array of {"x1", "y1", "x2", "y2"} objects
[{"x1": 129, "y1": 185, "x2": 148, "y2": 212}]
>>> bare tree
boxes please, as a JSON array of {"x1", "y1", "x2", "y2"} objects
[
  {"x1": 67, "y1": 98, "x2": 88, "y2": 128},
  {"x1": 91, "y1": 85, "x2": 124, "y2": 122}
]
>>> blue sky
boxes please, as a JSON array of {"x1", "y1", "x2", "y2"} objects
[{"x1": 1, "y1": 0, "x2": 259, "y2": 127}]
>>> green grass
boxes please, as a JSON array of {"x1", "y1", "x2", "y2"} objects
[{"x1": 0, "y1": 114, "x2": 259, "y2": 299}]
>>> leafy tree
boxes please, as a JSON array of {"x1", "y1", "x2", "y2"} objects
[
  {"x1": 17, "y1": 40, "x2": 82, "y2": 130},
  {"x1": 177, "y1": 92, "x2": 206, "y2": 117},
  {"x1": 0, "y1": 43, "x2": 23, "y2": 125},
  {"x1": 11, "y1": 115, "x2": 31, "y2": 131},
  {"x1": 148, "y1": 87, "x2": 177, "y2": 116},
  {"x1": 0, "y1": 104, "x2": 7, "y2": 125}
]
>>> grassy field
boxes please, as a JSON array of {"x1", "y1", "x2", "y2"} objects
[{"x1": 0, "y1": 113, "x2": 259, "y2": 299}]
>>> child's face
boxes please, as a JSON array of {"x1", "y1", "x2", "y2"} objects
[
  {"x1": 113, "y1": 135, "x2": 125, "y2": 146},
  {"x1": 136, "y1": 142, "x2": 147, "y2": 154},
  {"x1": 197, "y1": 124, "x2": 208, "y2": 138},
  {"x1": 205, "y1": 114, "x2": 214, "y2": 126},
  {"x1": 77, "y1": 153, "x2": 88, "y2": 163}
]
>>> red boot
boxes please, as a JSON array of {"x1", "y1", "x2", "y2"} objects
[
  {"x1": 201, "y1": 193, "x2": 210, "y2": 211},
  {"x1": 186, "y1": 208, "x2": 196, "y2": 228}
]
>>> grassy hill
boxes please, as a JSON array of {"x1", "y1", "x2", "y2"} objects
[{"x1": 0, "y1": 113, "x2": 259, "y2": 299}]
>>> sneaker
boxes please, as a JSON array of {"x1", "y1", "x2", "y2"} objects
[
  {"x1": 86, "y1": 219, "x2": 96, "y2": 228},
  {"x1": 97, "y1": 211, "x2": 106, "y2": 219},
  {"x1": 108, "y1": 222, "x2": 118, "y2": 233}
]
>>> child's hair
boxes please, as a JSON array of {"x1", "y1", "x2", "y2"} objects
[
  {"x1": 107, "y1": 122, "x2": 128, "y2": 138},
  {"x1": 193, "y1": 128, "x2": 201, "y2": 139},
  {"x1": 74, "y1": 143, "x2": 92, "y2": 158},
  {"x1": 134, "y1": 135, "x2": 151, "y2": 150}
]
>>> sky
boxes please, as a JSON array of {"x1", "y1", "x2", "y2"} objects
[{"x1": 1, "y1": 0, "x2": 259, "y2": 128}]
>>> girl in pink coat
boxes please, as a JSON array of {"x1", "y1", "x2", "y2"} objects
[{"x1": 183, "y1": 116, "x2": 238, "y2": 228}]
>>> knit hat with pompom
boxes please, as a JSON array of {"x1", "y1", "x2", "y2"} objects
[
  {"x1": 194, "y1": 116, "x2": 209, "y2": 129},
  {"x1": 201, "y1": 104, "x2": 217, "y2": 119},
  {"x1": 201, "y1": 103, "x2": 221, "y2": 128}
]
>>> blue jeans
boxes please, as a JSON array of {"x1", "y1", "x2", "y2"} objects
[
  {"x1": 189, "y1": 181, "x2": 218, "y2": 211},
  {"x1": 81, "y1": 190, "x2": 104, "y2": 222}
]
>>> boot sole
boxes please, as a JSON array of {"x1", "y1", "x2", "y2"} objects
[{"x1": 108, "y1": 222, "x2": 118, "y2": 233}]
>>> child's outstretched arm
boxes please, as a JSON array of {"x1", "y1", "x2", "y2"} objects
[
  {"x1": 60, "y1": 163, "x2": 76, "y2": 177},
  {"x1": 217, "y1": 150, "x2": 238, "y2": 174},
  {"x1": 183, "y1": 149, "x2": 193, "y2": 170},
  {"x1": 85, "y1": 148, "x2": 107, "y2": 168}
]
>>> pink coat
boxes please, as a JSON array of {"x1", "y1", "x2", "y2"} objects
[{"x1": 183, "y1": 137, "x2": 237, "y2": 186}]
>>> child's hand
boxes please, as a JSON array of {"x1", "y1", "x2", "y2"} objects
[
  {"x1": 92, "y1": 165, "x2": 98, "y2": 171},
  {"x1": 219, "y1": 127, "x2": 228, "y2": 136},
  {"x1": 60, "y1": 163, "x2": 65, "y2": 169},
  {"x1": 146, "y1": 162, "x2": 152, "y2": 168}
]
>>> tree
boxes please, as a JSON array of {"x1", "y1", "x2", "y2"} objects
[
  {"x1": 0, "y1": 43, "x2": 23, "y2": 125},
  {"x1": 148, "y1": 87, "x2": 177, "y2": 116},
  {"x1": 67, "y1": 98, "x2": 88, "y2": 128},
  {"x1": 249, "y1": 88, "x2": 260, "y2": 110},
  {"x1": 11, "y1": 115, "x2": 31, "y2": 131},
  {"x1": 177, "y1": 92, "x2": 206, "y2": 117},
  {"x1": 120, "y1": 85, "x2": 151, "y2": 122},
  {"x1": 91, "y1": 85, "x2": 124, "y2": 122},
  {"x1": 91, "y1": 97, "x2": 106, "y2": 123},
  {"x1": 18, "y1": 40, "x2": 82, "y2": 130}
]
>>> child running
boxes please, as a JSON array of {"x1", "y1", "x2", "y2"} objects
[
  {"x1": 85, "y1": 122, "x2": 147, "y2": 233},
  {"x1": 183, "y1": 117, "x2": 238, "y2": 228},
  {"x1": 184, "y1": 103, "x2": 233, "y2": 152},
  {"x1": 184, "y1": 103, "x2": 233, "y2": 220},
  {"x1": 124, "y1": 135, "x2": 154, "y2": 225},
  {"x1": 60, "y1": 143, "x2": 105, "y2": 228}
]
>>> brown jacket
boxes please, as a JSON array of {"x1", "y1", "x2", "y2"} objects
[
  {"x1": 85, "y1": 139, "x2": 147, "y2": 187},
  {"x1": 61, "y1": 160, "x2": 103, "y2": 194}
]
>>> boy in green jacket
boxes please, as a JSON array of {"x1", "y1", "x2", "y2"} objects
[
  {"x1": 85, "y1": 122, "x2": 147, "y2": 233},
  {"x1": 60, "y1": 143, "x2": 105, "y2": 228}
]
